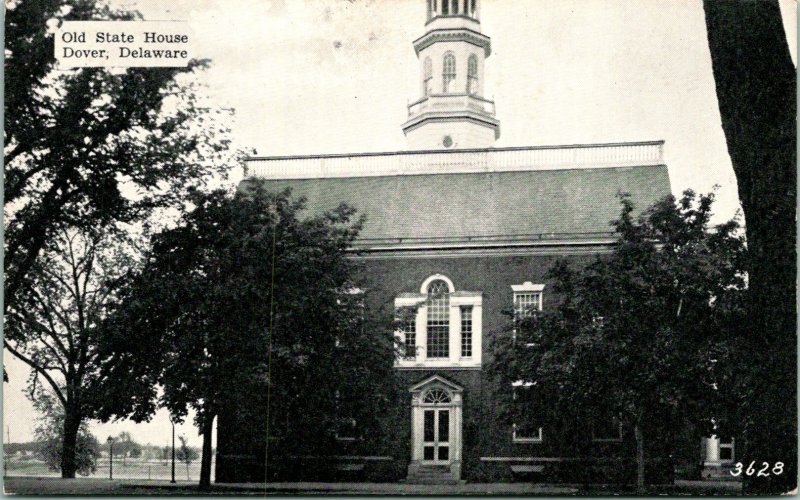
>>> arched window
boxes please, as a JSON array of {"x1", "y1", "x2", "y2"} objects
[
  {"x1": 423, "y1": 387, "x2": 452, "y2": 404},
  {"x1": 442, "y1": 53, "x2": 456, "y2": 93},
  {"x1": 423, "y1": 57, "x2": 433, "y2": 97},
  {"x1": 467, "y1": 54, "x2": 478, "y2": 95},
  {"x1": 426, "y1": 280, "x2": 450, "y2": 358}
]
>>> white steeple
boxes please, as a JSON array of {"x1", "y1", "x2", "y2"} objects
[{"x1": 402, "y1": 0, "x2": 500, "y2": 150}]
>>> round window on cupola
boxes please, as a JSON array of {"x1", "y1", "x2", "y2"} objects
[{"x1": 442, "y1": 135, "x2": 453, "y2": 148}]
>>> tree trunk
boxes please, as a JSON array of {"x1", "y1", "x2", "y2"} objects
[
  {"x1": 61, "y1": 407, "x2": 81, "y2": 479},
  {"x1": 703, "y1": 1, "x2": 796, "y2": 494},
  {"x1": 634, "y1": 423, "x2": 645, "y2": 494},
  {"x1": 199, "y1": 414, "x2": 215, "y2": 490}
]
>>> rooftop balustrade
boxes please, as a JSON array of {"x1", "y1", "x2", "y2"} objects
[
  {"x1": 245, "y1": 141, "x2": 665, "y2": 180},
  {"x1": 407, "y1": 93, "x2": 496, "y2": 117}
]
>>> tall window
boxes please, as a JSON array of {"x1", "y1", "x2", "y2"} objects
[
  {"x1": 402, "y1": 315, "x2": 416, "y2": 359},
  {"x1": 460, "y1": 306, "x2": 473, "y2": 357},
  {"x1": 467, "y1": 54, "x2": 478, "y2": 95},
  {"x1": 426, "y1": 280, "x2": 450, "y2": 358},
  {"x1": 423, "y1": 57, "x2": 433, "y2": 97},
  {"x1": 442, "y1": 53, "x2": 456, "y2": 93},
  {"x1": 513, "y1": 286, "x2": 543, "y2": 347},
  {"x1": 514, "y1": 292, "x2": 542, "y2": 320},
  {"x1": 451, "y1": 0, "x2": 459, "y2": 15},
  {"x1": 442, "y1": 0, "x2": 449, "y2": 15}
]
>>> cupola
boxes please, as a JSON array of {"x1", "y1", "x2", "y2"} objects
[{"x1": 402, "y1": 0, "x2": 500, "y2": 150}]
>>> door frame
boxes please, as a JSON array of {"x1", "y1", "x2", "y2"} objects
[{"x1": 409, "y1": 375, "x2": 463, "y2": 478}]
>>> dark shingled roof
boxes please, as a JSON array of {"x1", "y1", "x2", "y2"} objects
[{"x1": 242, "y1": 165, "x2": 671, "y2": 242}]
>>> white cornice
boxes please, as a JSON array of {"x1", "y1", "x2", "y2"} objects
[
  {"x1": 511, "y1": 282, "x2": 546, "y2": 292},
  {"x1": 413, "y1": 28, "x2": 491, "y2": 56},
  {"x1": 349, "y1": 244, "x2": 615, "y2": 260}
]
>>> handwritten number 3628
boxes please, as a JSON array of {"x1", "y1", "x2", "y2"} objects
[{"x1": 730, "y1": 462, "x2": 784, "y2": 477}]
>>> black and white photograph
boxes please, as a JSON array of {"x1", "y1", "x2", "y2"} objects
[{"x1": 3, "y1": 0, "x2": 797, "y2": 495}]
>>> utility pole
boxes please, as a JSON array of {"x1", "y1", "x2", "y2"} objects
[
  {"x1": 107, "y1": 436, "x2": 115, "y2": 480},
  {"x1": 171, "y1": 421, "x2": 176, "y2": 483}
]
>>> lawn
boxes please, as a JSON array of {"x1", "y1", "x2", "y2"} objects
[{"x1": 6, "y1": 458, "x2": 212, "y2": 482}]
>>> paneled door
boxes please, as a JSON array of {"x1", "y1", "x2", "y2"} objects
[{"x1": 422, "y1": 408, "x2": 450, "y2": 464}]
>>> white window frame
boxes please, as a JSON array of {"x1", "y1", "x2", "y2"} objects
[
  {"x1": 394, "y1": 274, "x2": 482, "y2": 369},
  {"x1": 398, "y1": 311, "x2": 417, "y2": 359},
  {"x1": 718, "y1": 438, "x2": 735, "y2": 463},
  {"x1": 467, "y1": 54, "x2": 479, "y2": 95},
  {"x1": 512, "y1": 282, "x2": 545, "y2": 347},
  {"x1": 442, "y1": 52, "x2": 456, "y2": 93},
  {"x1": 512, "y1": 282, "x2": 544, "y2": 318},
  {"x1": 511, "y1": 381, "x2": 543, "y2": 443},
  {"x1": 460, "y1": 305, "x2": 473, "y2": 358}
]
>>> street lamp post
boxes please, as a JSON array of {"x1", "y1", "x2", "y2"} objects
[
  {"x1": 171, "y1": 420, "x2": 176, "y2": 483},
  {"x1": 106, "y1": 436, "x2": 114, "y2": 480}
]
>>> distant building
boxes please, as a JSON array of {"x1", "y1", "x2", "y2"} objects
[{"x1": 217, "y1": 0, "x2": 674, "y2": 484}]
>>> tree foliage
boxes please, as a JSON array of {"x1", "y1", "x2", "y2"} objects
[
  {"x1": 4, "y1": 0, "x2": 233, "y2": 322},
  {"x1": 33, "y1": 391, "x2": 99, "y2": 476},
  {"x1": 703, "y1": 1, "x2": 796, "y2": 492},
  {"x1": 113, "y1": 431, "x2": 141, "y2": 464},
  {"x1": 4, "y1": 0, "x2": 235, "y2": 479},
  {"x1": 99, "y1": 186, "x2": 398, "y2": 486},
  {"x1": 5, "y1": 229, "x2": 140, "y2": 478},
  {"x1": 491, "y1": 192, "x2": 746, "y2": 491}
]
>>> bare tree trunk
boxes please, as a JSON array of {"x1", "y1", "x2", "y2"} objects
[
  {"x1": 634, "y1": 423, "x2": 645, "y2": 494},
  {"x1": 199, "y1": 414, "x2": 215, "y2": 490},
  {"x1": 703, "y1": 1, "x2": 796, "y2": 494},
  {"x1": 61, "y1": 407, "x2": 81, "y2": 479}
]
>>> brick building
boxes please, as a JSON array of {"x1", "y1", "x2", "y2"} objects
[{"x1": 217, "y1": 0, "x2": 673, "y2": 484}]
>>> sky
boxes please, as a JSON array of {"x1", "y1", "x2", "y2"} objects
[{"x1": 4, "y1": 0, "x2": 797, "y2": 447}]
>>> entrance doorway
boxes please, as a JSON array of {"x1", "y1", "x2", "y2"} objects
[{"x1": 408, "y1": 375, "x2": 463, "y2": 479}]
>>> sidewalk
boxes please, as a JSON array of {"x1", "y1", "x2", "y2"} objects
[
  {"x1": 5, "y1": 476, "x2": 743, "y2": 495},
  {"x1": 199, "y1": 481, "x2": 580, "y2": 495},
  {"x1": 4, "y1": 477, "x2": 579, "y2": 495}
]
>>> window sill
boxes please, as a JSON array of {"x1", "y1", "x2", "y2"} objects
[
  {"x1": 512, "y1": 438, "x2": 543, "y2": 444},
  {"x1": 395, "y1": 358, "x2": 481, "y2": 369}
]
